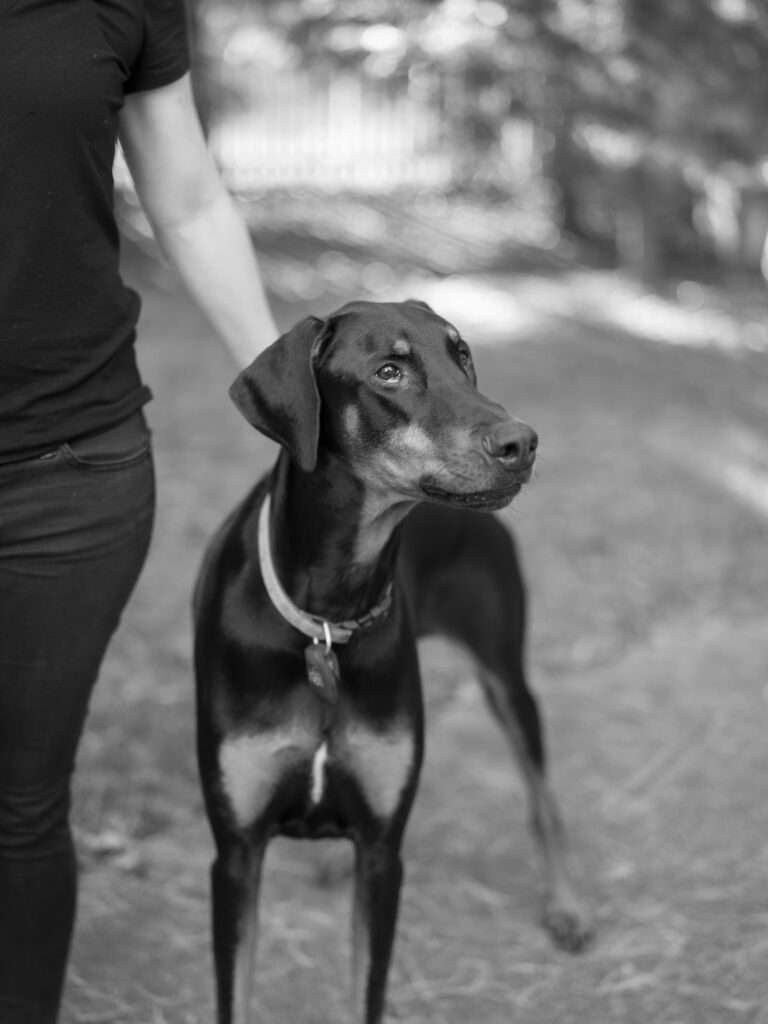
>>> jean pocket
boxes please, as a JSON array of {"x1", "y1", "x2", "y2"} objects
[{"x1": 61, "y1": 413, "x2": 151, "y2": 471}]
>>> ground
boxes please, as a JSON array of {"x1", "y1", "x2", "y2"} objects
[{"x1": 63, "y1": 202, "x2": 768, "y2": 1023}]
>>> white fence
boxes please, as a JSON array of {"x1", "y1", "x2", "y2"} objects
[{"x1": 208, "y1": 66, "x2": 455, "y2": 192}]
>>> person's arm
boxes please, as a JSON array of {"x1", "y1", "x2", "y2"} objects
[{"x1": 119, "y1": 73, "x2": 278, "y2": 367}]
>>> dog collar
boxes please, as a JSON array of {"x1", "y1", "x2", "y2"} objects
[{"x1": 257, "y1": 492, "x2": 393, "y2": 646}]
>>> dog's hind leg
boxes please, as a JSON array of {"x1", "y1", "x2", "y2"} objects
[
  {"x1": 476, "y1": 659, "x2": 593, "y2": 952},
  {"x1": 350, "y1": 838, "x2": 404, "y2": 1024},
  {"x1": 211, "y1": 840, "x2": 265, "y2": 1024}
]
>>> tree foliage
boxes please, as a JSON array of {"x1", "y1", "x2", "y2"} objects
[
  {"x1": 245, "y1": 0, "x2": 768, "y2": 167},
  {"x1": 188, "y1": 0, "x2": 768, "y2": 275}
]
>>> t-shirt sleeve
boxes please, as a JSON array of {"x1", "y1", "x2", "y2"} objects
[{"x1": 125, "y1": 0, "x2": 190, "y2": 94}]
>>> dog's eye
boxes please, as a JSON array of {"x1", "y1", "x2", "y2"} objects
[
  {"x1": 458, "y1": 346, "x2": 473, "y2": 371},
  {"x1": 375, "y1": 364, "x2": 402, "y2": 384}
]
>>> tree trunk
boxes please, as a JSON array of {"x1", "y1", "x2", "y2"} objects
[
  {"x1": 615, "y1": 160, "x2": 666, "y2": 285},
  {"x1": 548, "y1": 114, "x2": 584, "y2": 238}
]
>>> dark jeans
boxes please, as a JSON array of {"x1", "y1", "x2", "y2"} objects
[{"x1": 0, "y1": 412, "x2": 155, "y2": 1023}]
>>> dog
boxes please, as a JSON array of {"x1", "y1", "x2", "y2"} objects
[{"x1": 193, "y1": 299, "x2": 592, "y2": 1024}]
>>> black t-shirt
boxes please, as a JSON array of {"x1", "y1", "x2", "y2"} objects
[{"x1": 0, "y1": 0, "x2": 189, "y2": 460}]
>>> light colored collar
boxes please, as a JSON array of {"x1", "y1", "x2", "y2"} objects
[{"x1": 257, "y1": 492, "x2": 393, "y2": 645}]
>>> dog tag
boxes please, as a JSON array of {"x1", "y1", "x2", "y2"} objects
[{"x1": 304, "y1": 642, "x2": 340, "y2": 704}]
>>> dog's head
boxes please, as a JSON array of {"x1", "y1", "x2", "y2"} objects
[{"x1": 230, "y1": 300, "x2": 536, "y2": 511}]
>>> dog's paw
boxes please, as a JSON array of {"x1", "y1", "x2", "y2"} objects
[{"x1": 542, "y1": 894, "x2": 594, "y2": 953}]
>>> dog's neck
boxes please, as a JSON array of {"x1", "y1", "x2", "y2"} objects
[{"x1": 266, "y1": 452, "x2": 413, "y2": 622}]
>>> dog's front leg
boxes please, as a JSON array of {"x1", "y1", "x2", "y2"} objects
[
  {"x1": 211, "y1": 839, "x2": 266, "y2": 1024},
  {"x1": 477, "y1": 667, "x2": 593, "y2": 952},
  {"x1": 350, "y1": 838, "x2": 404, "y2": 1024}
]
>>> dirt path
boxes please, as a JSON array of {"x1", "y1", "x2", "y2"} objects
[{"x1": 64, "y1": 614, "x2": 768, "y2": 1024}]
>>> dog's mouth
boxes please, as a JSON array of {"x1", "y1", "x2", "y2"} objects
[{"x1": 420, "y1": 479, "x2": 524, "y2": 510}]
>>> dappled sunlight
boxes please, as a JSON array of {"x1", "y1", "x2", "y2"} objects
[
  {"x1": 560, "y1": 273, "x2": 768, "y2": 353},
  {"x1": 397, "y1": 273, "x2": 550, "y2": 341},
  {"x1": 399, "y1": 269, "x2": 768, "y2": 354}
]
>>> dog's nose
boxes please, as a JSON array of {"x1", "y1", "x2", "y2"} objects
[{"x1": 482, "y1": 420, "x2": 538, "y2": 469}]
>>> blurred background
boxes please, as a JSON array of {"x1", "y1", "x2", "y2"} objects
[
  {"x1": 65, "y1": 2, "x2": 768, "y2": 1022},
  {"x1": 122, "y1": 0, "x2": 768, "y2": 298}
]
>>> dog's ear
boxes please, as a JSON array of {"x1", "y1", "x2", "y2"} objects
[
  {"x1": 404, "y1": 298, "x2": 435, "y2": 313},
  {"x1": 229, "y1": 316, "x2": 327, "y2": 472}
]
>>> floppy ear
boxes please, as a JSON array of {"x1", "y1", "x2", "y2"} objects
[{"x1": 229, "y1": 316, "x2": 327, "y2": 472}]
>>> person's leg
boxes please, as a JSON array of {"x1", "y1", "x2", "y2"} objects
[{"x1": 0, "y1": 413, "x2": 155, "y2": 1023}]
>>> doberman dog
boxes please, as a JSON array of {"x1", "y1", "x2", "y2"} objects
[{"x1": 193, "y1": 299, "x2": 592, "y2": 1024}]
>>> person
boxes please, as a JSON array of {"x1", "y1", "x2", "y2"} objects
[{"x1": 0, "y1": 2, "x2": 279, "y2": 1019}]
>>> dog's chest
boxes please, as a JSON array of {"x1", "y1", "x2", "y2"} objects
[{"x1": 218, "y1": 714, "x2": 415, "y2": 830}]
